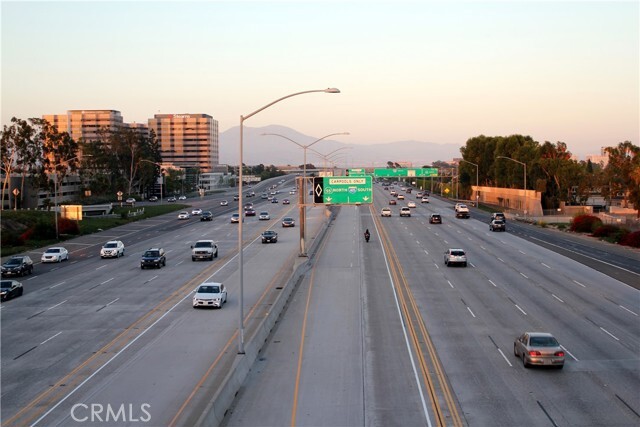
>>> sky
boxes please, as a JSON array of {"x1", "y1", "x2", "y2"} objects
[{"x1": 1, "y1": 0, "x2": 638, "y2": 159}]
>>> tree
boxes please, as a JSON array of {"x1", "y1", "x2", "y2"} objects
[
  {"x1": 604, "y1": 141, "x2": 640, "y2": 216},
  {"x1": 0, "y1": 122, "x2": 19, "y2": 210}
]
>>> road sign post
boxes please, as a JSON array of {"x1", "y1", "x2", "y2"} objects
[{"x1": 313, "y1": 176, "x2": 373, "y2": 205}]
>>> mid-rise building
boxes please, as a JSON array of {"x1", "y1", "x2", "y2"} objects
[
  {"x1": 148, "y1": 113, "x2": 219, "y2": 172},
  {"x1": 586, "y1": 147, "x2": 609, "y2": 167},
  {"x1": 43, "y1": 110, "x2": 124, "y2": 142}
]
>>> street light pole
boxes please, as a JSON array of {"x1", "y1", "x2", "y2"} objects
[
  {"x1": 237, "y1": 88, "x2": 340, "y2": 355},
  {"x1": 459, "y1": 159, "x2": 479, "y2": 206},
  {"x1": 140, "y1": 159, "x2": 165, "y2": 204},
  {"x1": 261, "y1": 132, "x2": 349, "y2": 257},
  {"x1": 497, "y1": 156, "x2": 527, "y2": 217}
]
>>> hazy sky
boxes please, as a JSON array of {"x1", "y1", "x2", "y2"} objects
[{"x1": 1, "y1": 0, "x2": 638, "y2": 158}]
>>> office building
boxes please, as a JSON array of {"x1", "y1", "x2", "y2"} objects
[
  {"x1": 148, "y1": 113, "x2": 219, "y2": 172},
  {"x1": 43, "y1": 110, "x2": 124, "y2": 142}
]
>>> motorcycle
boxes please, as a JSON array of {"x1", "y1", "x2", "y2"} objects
[{"x1": 364, "y1": 232, "x2": 370, "y2": 243}]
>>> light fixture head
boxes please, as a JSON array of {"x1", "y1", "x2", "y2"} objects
[{"x1": 324, "y1": 88, "x2": 340, "y2": 93}]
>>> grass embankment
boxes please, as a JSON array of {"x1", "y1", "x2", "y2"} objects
[{"x1": 1, "y1": 204, "x2": 187, "y2": 257}]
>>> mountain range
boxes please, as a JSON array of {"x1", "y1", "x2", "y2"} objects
[{"x1": 219, "y1": 125, "x2": 463, "y2": 167}]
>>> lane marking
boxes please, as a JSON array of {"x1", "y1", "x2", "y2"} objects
[
  {"x1": 100, "y1": 278, "x2": 114, "y2": 285},
  {"x1": 515, "y1": 305, "x2": 527, "y2": 315},
  {"x1": 498, "y1": 258, "x2": 505, "y2": 263},
  {"x1": 49, "y1": 281, "x2": 66, "y2": 289},
  {"x1": 560, "y1": 345, "x2": 579, "y2": 361},
  {"x1": 619, "y1": 305, "x2": 638, "y2": 316},
  {"x1": 488, "y1": 280, "x2": 497, "y2": 287},
  {"x1": 40, "y1": 332, "x2": 62, "y2": 346},
  {"x1": 573, "y1": 280, "x2": 586, "y2": 288},
  {"x1": 466, "y1": 307, "x2": 476, "y2": 318},
  {"x1": 447, "y1": 281, "x2": 454, "y2": 289},
  {"x1": 552, "y1": 294, "x2": 564, "y2": 303},
  {"x1": 498, "y1": 349, "x2": 513, "y2": 367},
  {"x1": 47, "y1": 300, "x2": 67, "y2": 311},
  {"x1": 600, "y1": 327, "x2": 620, "y2": 341},
  {"x1": 95, "y1": 265, "x2": 107, "y2": 270},
  {"x1": 541, "y1": 263, "x2": 551, "y2": 269},
  {"x1": 520, "y1": 272, "x2": 528, "y2": 279}
]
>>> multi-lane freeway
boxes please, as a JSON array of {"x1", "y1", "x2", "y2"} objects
[{"x1": 2, "y1": 179, "x2": 639, "y2": 427}]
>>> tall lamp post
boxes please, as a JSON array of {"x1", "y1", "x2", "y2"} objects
[
  {"x1": 497, "y1": 156, "x2": 527, "y2": 217},
  {"x1": 308, "y1": 146, "x2": 352, "y2": 176},
  {"x1": 53, "y1": 155, "x2": 91, "y2": 240},
  {"x1": 140, "y1": 159, "x2": 165, "y2": 204},
  {"x1": 237, "y1": 88, "x2": 340, "y2": 354},
  {"x1": 459, "y1": 159, "x2": 479, "y2": 206},
  {"x1": 261, "y1": 132, "x2": 349, "y2": 257}
]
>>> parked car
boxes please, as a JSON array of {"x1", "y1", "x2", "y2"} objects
[
  {"x1": 259, "y1": 211, "x2": 270, "y2": 220},
  {"x1": 191, "y1": 208, "x2": 203, "y2": 215},
  {"x1": 282, "y1": 217, "x2": 295, "y2": 227},
  {"x1": 193, "y1": 282, "x2": 227, "y2": 309},
  {"x1": 381, "y1": 207, "x2": 392, "y2": 217},
  {"x1": 261, "y1": 230, "x2": 278, "y2": 243},
  {"x1": 1, "y1": 256, "x2": 34, "y2": 277},
  {"x1": 178, "y1": 211, "x2": 190, "y2": 220},
  {"x1": 166, "y1": 196, "x2": 177, "y2": 202},
  {"x1": 140, "y1": 248, "x2": 166, "y2": 269},
  {"x1": 100, "y1": 241, "x2": 125, "y2": 259},
  {"x1": 429, "y1": 214, "x2": 442, "y2": 224},
  {"x1": 41, "y1": 247, "x2": 69, "y2": 263},
  {"x1": 490, "y1": 219, "x2": 506, "y2": 232},
  {"x1": 514, "y1": 332, "x2": 565, "y2": 369},
  {"x1": 0, "y1": 280, "x2": 23, "y2": 301},
  {"x1": 444, "y1": 249, "x2": 467, "y2": 267},
  {"x1": 200, "y1": 211, "x2": 213, "y2": 221}
]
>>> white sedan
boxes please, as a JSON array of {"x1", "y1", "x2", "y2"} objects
[
  {"x1": 220, "y1": 200, "x2": 229, "y2": 206},
  {"x1": 41, "y1": 247, "x2": 69, "y2": 263},
  {"x1": 193, "y1": 282, "x2": 227, "y2": 308},
  {"x1": 191, "y1": 208, "x2": 202, "y2": 215},
  {"x1": 407, "y1": 201, "x2": 416, "y2": 208},
  {"x1": 178, "y1": 211, "x2": 190, "y2": 220}
]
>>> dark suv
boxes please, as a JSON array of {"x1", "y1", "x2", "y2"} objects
[
  {"x1": 200, "y1": 211, "x2": 213, "y2": 221},
  {"x1": 1, "y1": 256, "x2": 34, "y2": 277},
  {"x1": 429, "y1": 214, "x2": 442, "y2": 224},
  {"x1": 491, "y1": 212, "x2": 506, "y2": 222},
  {"x1": 140, "y1": 248, "x2": 166, "y2": 269}
]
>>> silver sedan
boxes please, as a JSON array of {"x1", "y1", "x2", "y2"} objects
[{"x1": 514, "y1": 332, "x2": 565, "y2": 369}]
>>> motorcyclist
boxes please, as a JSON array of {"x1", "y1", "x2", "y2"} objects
[{"x1": 364, "y1": 228, "x2": 370, "y2": 242}]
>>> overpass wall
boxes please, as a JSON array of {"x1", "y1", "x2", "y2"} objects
[{"x1": 473, "y1": 185, "x2": 543, "y2": 216}]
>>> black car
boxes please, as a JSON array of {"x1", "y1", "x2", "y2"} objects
[
  {"x1": 0, "y1": 280, "x2": 23, "y2": 301},
  {"x1": 261, "y1": 230, "x2": 278, "y2": 243},
  {"x1": 1, "y1": 256, "x2": 34, "y2": 277},
  {"x1": 429, "y1": 214, "x2": 442, "y2": 224},
  {"x1": 140, "y1": 248, "x2": 166, "y2": 269},
  {"x1": 200, "y1": 211, "x2": 213, "y2": 221}
]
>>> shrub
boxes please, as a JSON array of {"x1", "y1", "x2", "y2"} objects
[
  {"x1": 619, "y1": 231, "x2": 640, "y2": 248},
  {"x1": 34, "y1": 220, "x2": 56, "y2": 240},
  {"x1": 1, "y1": 231, "x2": 24, "y2": 247},
  {"x1": 592, "y1": 225, "x2": 621, "y2": 238},
  {"x1": 570, "y1": 215, "x2": 602, "y2": 233},
  {"x1": 58, "y1": 218, "x2": 80, "y2": 235}
]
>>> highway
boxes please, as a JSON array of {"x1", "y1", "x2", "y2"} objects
[
  {"x1": 222, "y1": 183, "x2": 640, "y2": 426},
  {"x1": 2, "y1": 179, "x2": 639, "y2": 427}
]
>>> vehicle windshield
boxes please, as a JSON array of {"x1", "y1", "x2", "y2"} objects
[
  {"x1": 104, "y1": 243, "x2": 117, "y2": 248},
  {"x1": 194, "y1": 242, "x2": 211, "y2": 248},
  {"x1": 5, "y1": 258, "x2": 22, "y2": 266},
  {"x1": 284, "y1": 218, "x2": 293, "y2": 221},
  {"x1": 144, "y1": 251, "x2": 160, "y2": 257},
  {"x1": 45, "y1": 248, "x2": 61, "y2": 254},
  {"x1": 199, "y1": 286, "x2": 219, "y2": 294},
  {"x1": 530, "y1": 336, "x2": 559, "y2": 347}
]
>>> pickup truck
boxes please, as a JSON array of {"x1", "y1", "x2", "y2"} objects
[
  {"x1": 455, "y1": 203, "x2": 470, "y2": 219},
  {"x1": 191, "y1": 240, "x2": 219, "y2": 261}
]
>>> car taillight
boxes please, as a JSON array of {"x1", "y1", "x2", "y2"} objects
[
  {"x1": 528, "y1": 350, "x2": 541, "y2": 356},
  {"x1": 554, "y1": 351, "x2": 565, "y2": 357}
]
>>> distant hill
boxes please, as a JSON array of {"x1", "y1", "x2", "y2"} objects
[{"x1": 219, "y1": 125, "x2": 462, "y2": 167}]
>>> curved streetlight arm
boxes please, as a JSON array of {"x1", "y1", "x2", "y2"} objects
[
  {"x1": 243, "y1": 88, "x2": 340, "y2": 122},
  {"x1": 261, "y1": 132, "x2": 349, "y2": 150}
]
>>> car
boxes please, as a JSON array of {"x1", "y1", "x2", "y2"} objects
[
  {"x1": 140, "y1": 248, "x2": 166, "y2": 269},
  {"x1": 421, "y1": 196, "x2": 429, "y2": 203},
  {"x1": 193, "y1": 282, "x2": 227, "y2": 308},
  {"x1": 231, "y1": 213, "x2": 241, "y2": 223},
  {"x1": 191, "y1": 240, "x2": 218, "y2": 261},
  {"x1": 191, "y1": 208, "x2": 202, "y2": 215},
  {"x1": 1, "y1": 256, "x2": 34, "y2": 277},
  {"x1": 126, "y1": 197, "x2": 136, "y2": 204},
  {"x1": 407, "y1": 201, "x2": 416, "y2": 208},
  {"x1": 282, "y1": 217, "x2": 295, "y2": 227},
  {"x1": 444, "y1": 249, "x2": 467, "y2": 267},
  {"x1": 200, "y1": 211, "x2": 213, "y2": 221},
  {"x1": 381, "y1": 207, "x2": 392, "y2": 217},
  {"x1": 406, "y1": 188, "x2": 412, "y2": 193},
  {"x1": 282, "y1": 198, "x2": 290, "y2": 205},
  {"x1": 100, "y1": 241, "x2": 125, "y2": 258},
  {"x1": 492, "y1": 212, "x2": 506, "y2": 222},
  {"x1": 490, "y1": 219, "x2": 506, "y2": 232},
  {"x1": 269, "y1": 191, "x2": 276, "y2": 196},
  {"x1": 41, "y1": 247, "x2": 69, "y2": 263},
  {"x1": 271, "y1": 198, "x2": 279, "y2": 204},
  {"x1": 390, "y1": 190, "x2": 398, "y2": 197},
  {"x1": 289, "y1": 190, "x2": 296, "y2": 195},
  {"x1": 178, "y1": 195, "x2": 187, "y2": 200},
  {"x1": 455, "y1": 204, "x2": 470, "y2": 219},
  {"x1": 416, "y1": 192, "x2": 424, "y2": 198},
  {"x1": 429, "y1": 214, "x2": 442, "y2": 224},
  {"x1": 389, "y1": 199, "x2": 397, "y2": 205},
  {"x1": 220, "y1": 200, "x2": 229, "y2": 206},
  {"x1": 244, "y1": 203, "x2": 254, "y2": 209},
  {"x1": 514, "y1": 332, "x2": 565, "y2": 369},
  {"x1": 397, "y1": 194, "x2": 405, "y2": 200},
  {"x1": 400, "y1": 207, "x2": 411, "y2": 217},
  {"x1": 148, "y1": 196, "x2": 158, "y2": 202},
  {"x1": 233, "y1": 194, "x2": 240, "y2": 201},
  {"x1": 166, "y1": 196, "x2": 177, "y2": 202},
  {"x1": 244, "y1": 208, "x2": 256, "y2": 216},
  {"x1": 178, "y1": 211, "x2": 190, "y2": 220},
  {"x1": 259, "y1": 211, "x2": 270, "y2": 220},
  {"x1": 261, "y1": 230, "x2": 278, "y2": 243},
  {"x1": 261, "y1": 193, "x2": 268, "y2": 199},
  {"x1": 1, "y1": 280, "x2": 23, "y2": 301}
]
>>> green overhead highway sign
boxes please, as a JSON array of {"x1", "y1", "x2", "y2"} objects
[
  {"x1": 373, "y1": 168, "x2": 438, "y2": 177},
  {"x1": 313, "y1": 176, "x2": 373, "y2": 205},
  {"x1": 347, "y1": 168, "x2": 367, "y2": 176}
]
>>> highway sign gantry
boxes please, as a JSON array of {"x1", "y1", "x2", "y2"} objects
[{"x1": 313, "y1": 176, "x2": 373, "y2": 205}]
